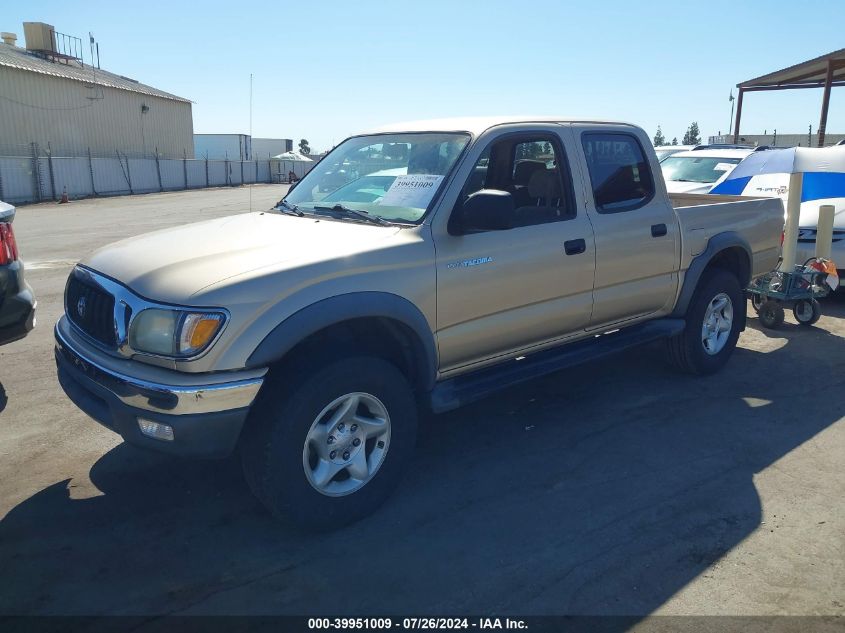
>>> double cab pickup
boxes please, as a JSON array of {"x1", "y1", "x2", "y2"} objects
[{"x1": 55, "y1": 117, "x2": 783, "y2": 528}]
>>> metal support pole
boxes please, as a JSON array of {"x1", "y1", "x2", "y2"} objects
[
  {"x1": 88, "y1": 147, "x2": 97, "y2": 195},
  {"x1": 47, "y1": 142, "x2": 56, "y2": 201},
  {"x1": 729, "y1": 94, "x2": 735, "y2": 137},
  {"x1": 155, "y1": 147, "x2": 163, "y2": 192},
  {"x1": 183, "y1": 149, "x2": 188, "y2": 190},
  {"x1": 818, "y1": 61, "x2": 834, "y2": 147},
  {"x1": 31, "y1": 142, "x2": 42, "y2": 202},
  {"x1": 732, "y1": 89, "x2": 744, "y2": 144},
  {"x1": 205, "y1": 155, "x2": 209, "y2": 187},
  {"x1": 116, "y1": 151, "x2": 134, "y2": 195}
]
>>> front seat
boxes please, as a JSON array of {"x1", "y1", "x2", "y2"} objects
[
  {"x1": 516, "y1": 169, "x2": 562, "y2": 225},
  {"x1": 512, "y1": 160, "x2": 546, "y2": 207}
]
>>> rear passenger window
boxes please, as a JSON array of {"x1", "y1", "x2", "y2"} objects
[{"x1": 581, "y1": 133, "x2": 654, "y2": 212}]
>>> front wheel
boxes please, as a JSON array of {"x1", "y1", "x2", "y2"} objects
[
  {"x1": 241, "y1": 356, "x2": 418, "y2": 530},
  {"x1": 758, "y1": 300, "x2": 785, "y2": 329},
  {"x1": 667, "y1": 269, "x2": 744, "y2": 375}
]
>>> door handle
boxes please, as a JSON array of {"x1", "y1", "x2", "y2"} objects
[
  {"x1": 564, "y1": 238, "x2": 586, "y2": 255},
  {"x1": 651, "y1": 223, "x2": 667, "y2": 237}
]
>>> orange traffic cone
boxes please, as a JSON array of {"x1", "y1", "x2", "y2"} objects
[{"x1": 60, "y1": 186, "x2": 69, "y2": 204}]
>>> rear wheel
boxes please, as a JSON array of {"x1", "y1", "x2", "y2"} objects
[
  {"x1": 241, "y1": 356, "x2": 417, "y2": 530},
  {"x1": 750, "y1": 292, "x2": 766, "y2": 314},
  {"x1": 667, "y1": 269, "x2": 744, "y2": 375},
  {"x1": 793, "y1": 298, "x2": 821, "y2": 326}
]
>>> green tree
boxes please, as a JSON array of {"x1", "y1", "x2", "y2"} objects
[
  {"x1": 682, "y1": 122, "x2": 701, "y2": 146},
  {"x1": 671, "y1": 137, "x2": 678, "y2": 145},
  {"x1": 653, "y1": 125, "x2": 667, "y2": 146},
  {"x1": 298, "y1": 139, "x2": 311, "y2": 155}
]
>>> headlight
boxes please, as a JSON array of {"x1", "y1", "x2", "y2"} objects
[{"x1": 129, "y1": 309, "x2": 225, "y2": 358}]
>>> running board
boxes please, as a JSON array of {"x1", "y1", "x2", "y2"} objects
[{"x1": 430, "y1": 318, "x2": 686, "y2": 413}]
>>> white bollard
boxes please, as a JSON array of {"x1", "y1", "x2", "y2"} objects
[
  {"x1": 779, "y1": 172, "x2": 803, "y2": 272},
  {"x1": 815, "y1": 204, "x2": 835, "y2": 261}
]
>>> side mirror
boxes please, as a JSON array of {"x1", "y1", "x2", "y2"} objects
[{"x1": 456, "y1": 189, "x2": 514, "y2": 233}]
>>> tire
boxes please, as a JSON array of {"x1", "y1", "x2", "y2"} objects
[
  {"x1": 667, "y1": 268, "x2": 744, "y2": 375},
  {"x1": 750, "y1": 292, "x2": 765, "y2": 314},
  {"x1": 793, "y1": 298, "x2": 821, "y2": 326},
  {"x1": 241, "y1": 356, "x2": 418, "y2": 530},
  {"x1": 758, "y1": 300, "x2": 785, "y2": 329}
]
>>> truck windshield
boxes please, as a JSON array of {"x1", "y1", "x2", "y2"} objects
[
  {"x1": 661, "y1": 156, "x2": 742, "y2": 184},
  {"x1": 283, "y1": 133, "x2": 470, "y2": 223}
]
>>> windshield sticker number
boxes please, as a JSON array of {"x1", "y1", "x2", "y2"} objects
[{"x1": 379, "y1": 175, "x2": 444, "y2": 208}]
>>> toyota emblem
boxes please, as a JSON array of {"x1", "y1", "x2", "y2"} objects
[{"x1": 77, "y1": 296, "x2": 87, "y2": 319}]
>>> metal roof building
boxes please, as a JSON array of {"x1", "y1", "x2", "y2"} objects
[{"x1": 0, "y1": 22, "x2": 194, "y2": 159}]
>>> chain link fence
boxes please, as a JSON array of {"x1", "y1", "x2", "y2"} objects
[{"x1": 0, "y1": 142, "x2": 317, "y2": 204}]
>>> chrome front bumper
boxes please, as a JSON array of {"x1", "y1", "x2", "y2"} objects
[
  {"x1": 55, "y1": 322, "x2": 263, "y2": 415},
  {"x1": 55, "y1": 318, "x2": 266, "y2": 457}
]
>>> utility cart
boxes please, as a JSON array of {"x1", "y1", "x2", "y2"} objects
[{"x1": 748, "y1": 258, "x2": 838, "y2": 328}]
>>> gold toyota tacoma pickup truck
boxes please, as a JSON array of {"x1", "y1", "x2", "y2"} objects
[{"x1": 55, "y1": 117, "x2": 784, "y2": 528}]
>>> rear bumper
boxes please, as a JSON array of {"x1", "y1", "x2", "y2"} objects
[
  {"x1": 0, "y1": 261, "x2": 36, "y2": 346},
  {"x1": 55, "y1": 321, "x2": 265, "y2": 458}
]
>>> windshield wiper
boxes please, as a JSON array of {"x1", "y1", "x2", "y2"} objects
[
  {"x1": 275, "y1": 200, "x2": 304, "y2": 217},
  {"x1": 313, "y1": 204, "x2": 391, "y2": 226}
]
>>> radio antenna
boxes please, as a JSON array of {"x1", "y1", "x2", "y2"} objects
[{"x1": 249, "y1": 72, "x2": 253, "y2": 213}]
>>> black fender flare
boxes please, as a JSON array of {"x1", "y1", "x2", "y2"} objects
[
  {"x1": 245, "y1": 292, "x2": 438, "y2": 390},
  {"x1": 671, "y1": 231, "x2": 752, "y2": 318}
]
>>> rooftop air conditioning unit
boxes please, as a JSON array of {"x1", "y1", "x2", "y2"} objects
[{"x1": 23, "y1": 22, "x2": 56, "y2": 52}]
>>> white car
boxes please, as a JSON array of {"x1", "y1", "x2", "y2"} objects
[
  {"x1": 661, "y1": 148, "x2": 754, "y2": 194},
  {"x1": 654, "y1": 145, "x2": 695, "y2": 161}
]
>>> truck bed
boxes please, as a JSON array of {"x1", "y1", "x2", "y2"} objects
[
  {"x1": 669, "y1": 194, "x2": 784, "y2": 279},
  {"x1": 669, "y1": 192, "x2": 758, "y2": 208}
]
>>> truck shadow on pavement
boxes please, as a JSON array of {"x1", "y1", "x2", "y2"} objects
[{"x1": 2, "y1": 300, "x2": 845, "y2": 617}]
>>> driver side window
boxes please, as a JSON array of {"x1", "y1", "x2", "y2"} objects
[{"x1": 457, "y1": 135, "x2": 575, "y2": 230}]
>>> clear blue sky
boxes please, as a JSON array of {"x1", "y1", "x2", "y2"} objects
[{"x1": 4, "y1": 0, "x2": 845, "y2": 152}]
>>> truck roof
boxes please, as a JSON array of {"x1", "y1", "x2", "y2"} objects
[
  {"x1": 367, "y1": 116, "x2": 636, "y2": 136},
  {"x1": 667, "y1": 148, "x2": 754, "y2": 160}
]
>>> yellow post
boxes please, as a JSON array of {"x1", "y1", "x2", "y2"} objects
[
  {"x1": 815, "y1": 204, "x2": 835, "y2": 261},
  {"x1": 779, "y1": 172, "x2": 803, "y2": 272}
]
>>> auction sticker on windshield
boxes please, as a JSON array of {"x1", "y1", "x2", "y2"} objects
[{"x1": 379, "y1": 174, "x2": 444, "y2": 208}]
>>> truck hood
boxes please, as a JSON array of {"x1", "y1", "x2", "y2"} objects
[
  {"x1": 82, "y1": 212, "x2": 402, "y2": 303},
  {"x1": 664, "y1": 180, "x2": 714, "y2": 195}
]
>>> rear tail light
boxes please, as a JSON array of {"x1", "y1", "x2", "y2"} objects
[{"x1": 0, "y1": 222, "x2": 19, "y2": 265}]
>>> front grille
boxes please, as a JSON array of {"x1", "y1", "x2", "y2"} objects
[{"x1": 66, "y1": 276, "x2": 116, "y2": 346}]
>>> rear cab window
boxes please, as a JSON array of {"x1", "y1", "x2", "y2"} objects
[{"x1": 581, "y1": 133, "x2": 655, "y2": 212}]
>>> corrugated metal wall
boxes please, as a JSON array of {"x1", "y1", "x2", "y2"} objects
[
  {"x1": 0, "y1": 155, "x2": 314, "y2": 204},
  {"x1": 0, "y1": 66, "x2": 194, "y2": 159}
]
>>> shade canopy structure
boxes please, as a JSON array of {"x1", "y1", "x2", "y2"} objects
[
  {"x1": 733, "y1": 48, "x2": 845, "y2": 147},
  {"x1": 272, "y1": 150, "x2": 313, "y2": 162}
]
